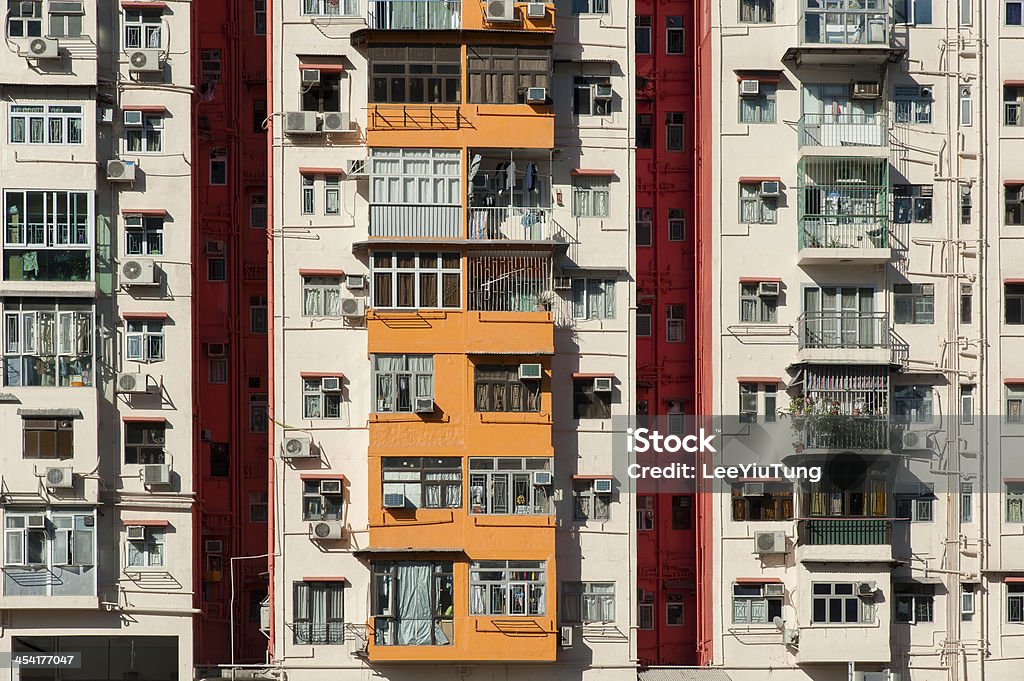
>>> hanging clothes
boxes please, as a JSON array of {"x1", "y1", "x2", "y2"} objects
[
  {"x1": 524, "y1": 162, "x2": 537, "y2": 192},
  {"x1": 506, "y1": 160, "x2": 517, "y2": 191}
]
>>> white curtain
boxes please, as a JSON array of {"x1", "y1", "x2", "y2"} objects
[{"x1": 396, "y1": 563, "x2": 432, "y2": 645}]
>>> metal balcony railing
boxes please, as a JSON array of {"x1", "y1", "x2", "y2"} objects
[
  {"x1": 798, "y1": 517, "x2": 892, "y2": 545},
  {"x1": 798, "y1": 113, "x2": 887, "y2": 148},
  {"x1": 367, "y1": 0, "x2": 461, "y2": 29},
  {"x1": 799, "y1": 218, "x2": 889, "y2": 250},
  {"x1": 797, "y1": 414, "x2": 890, "y2": 450},
  {"x1": 369, "y1": 204, "x2": 462, "y2": 238},
  {"x1": 798, "y1": 311, "x2": 889, "y2": 350},
  {"x1": 468, "y1": 207, "x2": 557, "y2": 241},
  {"x1": 369, "y1": 105, "x2": 462, "y2": 131},
  {"x1": 802, "y1": 1, "x2": 889, "y2": 46},
  {"x1": 292, "y1": 622, "x2": 345, "y2": 645}
]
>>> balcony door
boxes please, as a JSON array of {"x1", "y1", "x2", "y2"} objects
[{"x1": 803, "y1": 286, "x2": 874, "y2": 348}]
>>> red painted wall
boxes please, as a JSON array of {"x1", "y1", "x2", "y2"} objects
[
  {"x1": 192, "y1": 0, "x2": 270, "y2": 666},
  {"x1": 634, "y1": 0, "x2": 699, "y2": 666}
]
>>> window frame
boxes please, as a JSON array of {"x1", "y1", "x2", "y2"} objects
[
  {"x1": 302, "y1": 377, "x2": 343, "y2": 419},
  {"x1": 7, "y1": 0, "x2": 42, "y2": 37},
  {"x1": 811, "y1": 582, "x2": 875, "y2": 624},
  {"x1": 739, "y1": 283, "x2": 778, "y2": 323},
  {"x1": 572, "y1": 378, "x2": 612, "y2": 419},
  {"x1": 571, "y1": 278, "x2": 616, "y2": 320},
  {"x1": 125, "y1": 527, "x2": 165, "y2": 568},
  {"x1": 739, "y1": 182, "x2": 777, "y2": 224},
  {"x1": 372, "y1": 353, "x2": 435, "y2": 413},
  {"x1": 2, "y1": 299, "x2": 95, "y2": 388},
  {"x1": 124, "y1": 421, "x2": 166, "y2": 464},
  {"x1": 572, "y1": 479, "x2": 611, "y2": 521},
  {"x1": 125, "y1": 320, "x2": 165, "y2": 363},
  {"x1": 302, "y1": 276, "x2": 344, "y2": 317},
  {"x1": 9, "y1": 104, "x2": 84, "y2": 146},
  {"x1": 302, "y1": 479, "x2": 345, "y2": 521},
  {"x1": 665, "y1": 16, "x2": 685, "y2": 54},
  {"x1": 894, "y1": 283, "x2": 935, "y2": 324},
  {"x1": 383, "y1": 456, "x2": 463, "y2": 510},
  {"x1": 124, "y1": 9, "x2": 163, "y2": 50},
  {"x1": 124, "y1": 214, "x2": 164, "y2": 256},
  {"x1": 473, "y1": 364, "x2": 541, "y2": 413},
  {"x1": 370, "y1": 251, "x2": 462, "y2": 310},
  {"x1": 124, "y1": 113, "x2": 163, "y2": 154},
  {"x1": 292, "y1": 580, "x2": 345, "y2": 645},
  {"x1": 301, "y1": 0, "x2": 359, "y2": 17},
  {"x1": 369, "y1": 45, "x2": 461, "y2": 105},
  {"x1": 739, "y1": 0, "x2": 774, "y2": 22},
  {"x1": 23, "y1": 418, "x2": 74, "y2": 459},
  {"x1": 468, "y1": 457, "x2": 552, "y2": 515},
  {"x1": 469, "y1": 560, "x2": 546, "y2": 616},
  {"x1": 732, "y1": 582, "x2": 784, "y2": 624},
  {"x1": 561, "y1": 581, "x2": 615, "y2": 624},
  {"x1": 572, "y1": 176, "x2": 611, "y2": 218}
]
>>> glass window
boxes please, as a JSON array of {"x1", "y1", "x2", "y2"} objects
[
  {"x1": 740, "y1": 0, "x2": 774, "y2": 22},
  {"x1": 468, "y1": 46, "x2": 552, "y2": 105},
  {"x1": 562, "y1": 582, "x2": 615, "y2": 623},
  {"x1": 371, "y1": 251, "x2": 461, "y2": 309},
  {"x1": 124, "y1": 10, "x2": 163, "y2": 49},
  {"x1": 293, "y1": 581, "x2": 345, "y2": 644},
  {"x1": 572, "y1": 177, "x2": 611, "y2": 218},
  {"x1": 666, "y1": 16, "x2": 684, "y2": 54},
  {"x1": 739, "y1": 83, "x2": 777, "y2": 123},
  {"x1": 125, "y1": 114, "x2": 163, "y2": 153},
  {"x1": 739, "y1": 182, "x2": 777, "y2": 223},
  {"x1": 894, "y1": 284, "x2": 935, "y2": 324},
  {"x1": 573, "y1": 479, "x2": 611, "y2": 520},
  {"x1": 1008, "y1": 0, "x2": 1024, "y2": 25},
  {"x1": 372, "y1": 561, "x2": 454, "y2": 646},
  {"x1": 1009, "y1": 583, "x2": 1024, "y2": 623},
  {"x1": 8, "y1": 0, "x2": 42, "y2": 37},
  {"x1": 571, "y1": 279, "x2": 616, "y2": 320},
  {"x1": 668, "y1": 208, "x2": 686, "y2": 240},
  {"x1": 3, "y1": 300, "x2": 94, "y2": 387},
  {"x1": 302, "y1": 479, "x2": 344, "y2": 520},
  {"x1": 666, "y1": 112, "x2": 684, "y2": 151},
  {"x1": 124, "y1": 421, "x2": 166, "y2": 464},
  {"x1": 893, "y1": 184, "x2": 933, "y2": 223},
  {"x1": 573, "y1": 379, "x2": 612, "y2": 419},
  {"x1": 302, "y1": 0, "x2": 359, "y2": 16},
  {"x1": 731, "y1": 483, "x2": 793, "y2": 521},
  {"x1": 125, "y1": 320, "x2": 164, "y2": 363},
  {"x1": 301, "y1": 72, "x2": 342, "y2": 113},
  {"x1": 473, "y1": 365, "x2": 541, "y2": 412},
  {"x1": 126, "y1": 528, "x2": 165, "y2": 567},
  {"x1": 302, "y1": 277, "x2": 344, "y2": 316},
  {"x1": 369, "y1": 46, "x2": 461, "y2": 104},
  {"x1": 893, "y1": 87, "x2": 933, "y2": 125},
  {"x1": 895, "y1": 584, "x2": 935, "y2": 624},
  {"x1": 469, "y1": 560, "x2": 545, "y2": 616},
  {"x1": 811, "y1": 582, "x2": 874, "y2": 623},
  {"x1": 572, "y1": 0, "x2": 608, "y2": 13},
  {"x1": 302, "y1": 377, "x2": 343, "y2": 419},
  {"x1": 250, "y1": 296, "x2": 267, "y2": 334},
  {"x1": 23, "y1": 419, "x2": 74, "y2": 459},
  {"x1": 572, "y1": 77, "x2": 613, "y2": 116},
  {"x1": 635, "y1": 16, "x2": 652, "y2": 54},
  {"x1": 9, "y1": 104, "x2": 83, "y2": 145},
  {"x1": 468, "y1": 457, "x2": 551, "y2": 515},
  {"x1": 124, "y1": 215, "x2": 164, "y2": 256},
  {"x1": 372, "y1": 354, "x2": 434, "y2": 413},
  {"x1": 637, "y1": 496, "x2": 654, "y2": 530},
  {"x1": 383, "y1": 456, "x2": 462, "y2": 510},
  {"x1": 732, "y1": 583, "x2": 783, "y2": 623},
  {"x1": 671, "y1": 495, "x2": 692, "y2": 529},
  {"x1": 739, "y1": 283, "x2": 777, "y2": 323}
]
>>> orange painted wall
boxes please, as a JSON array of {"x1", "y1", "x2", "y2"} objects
[
  {"x1": 460, "y1": 1, "x2": 555, "y2": 31},
  {"x1": 366, "y1": 104, "x2": 554, "y2": 149}
]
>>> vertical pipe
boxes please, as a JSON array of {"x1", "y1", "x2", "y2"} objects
[{"x1": 265, "y1": 0, "x2": 277, "y2": 661}]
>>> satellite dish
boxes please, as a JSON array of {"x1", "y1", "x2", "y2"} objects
[{"x1": 772, "y1": 616, "x2": 785, "y2": 631}]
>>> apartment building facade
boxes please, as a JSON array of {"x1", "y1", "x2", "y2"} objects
[
  {"x1": 267, "y1": 0, "x2": 636, "y2": 679},
  {"x1": 694, "y1": 1, "x2": 1019, "y2": 680},
  {"x1": 0, "y1": 1, "x2": 195, "y2": 679}
]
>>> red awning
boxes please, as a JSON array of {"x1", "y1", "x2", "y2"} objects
[
  {"x1": 1004, "y1": 279, "x2": 1024, "y2": 285},
  {"x1": 122, "y1": 416, "x2": 167, "y2": 423},
  {"x1": 571, "y1": 169, "x2": 615, "y2": 177},
  {"x1": 299, "y1": 473, "x2": 347, "y2": 481},
  {"x1": 299, "y1": 63, "x2": 345, "y2": 73},
  {"x1": 300, "y1": 372, "x2": 344, "y2": 379},
  {"x1": 303, "y1": 576, "x2": 347, "y2": 582},
  {"x1": 1004, "y1": 81, "x2": 1024, "y2": 87},
  {"x1": 122, "y1": 312, "x2": 169, "y2": 320},
  {"x1": 735, "y1": 72, "x2": 782, "y2": 84},
  {"x1": 572, "y1": 372, "x2": 615, "y2": 379},
  {"x1": 1004, "y1": 180, "x2": 1024, "y2": 186},
  {"x1": 299, "y1": 269, "x2": 344, "y2": 277},
  {"x1": 738, "y1": 277, "x2": 783, "y2": 284},
  {"x1": 121, "y1": 208, "x2": 167, "y2": 217},
  {"x1": 1006, "y1": 577, "x2": 1024, "y2": 583},
  {"x1": 1004, "y1": 378, "x2": 1024, "y2": 385},
  {"x1": 572, "y1": 474, "x2": 612, "y2": 480},
  {"x1": 122, "y1": 519, "x2": 170, "y2": 527},
  {"x1": 735, "y1": 577, "x2": 783, "y2": 584},
  {"x1": 122, "y1": 105, "x2": 167, "y2": 113},
  {"x1": 121, "y1": 1, "x2": 167, "y2": 9},
  {"x1": 738, "y1": 176, "x2": 781, "y2": 183},
  {"x1": 737, "y1": 376, "x2": 782, "y2": 384},
  {"x1": 299, "y1": 167, "x2": 345, "y2": 175}
]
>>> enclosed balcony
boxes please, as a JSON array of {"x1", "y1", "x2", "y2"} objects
[
  {"x1": 368, "y1": 148, "x2": 463, "y2": 238},
  {"x1": 797, "y1": 157, "x2": 892, "y2": 265},
  {"x1": 367, "y1": 0, "x2": 461, "y2": 29},
  {"x1": 783, "y1": 0, "x2": 905, "y2": 66},
  {"x1": 789, "y1": 364, "x2": 891, "y2": 452},
  {"x1": 798, "y1": 112, "x2": 888, "y2": 152},
  {"x1": 467, "y1": 251, "x2": 551, "y2": 312},
  {"x1": 3, "y1": 190, "x2": 95, "y2": 293}
]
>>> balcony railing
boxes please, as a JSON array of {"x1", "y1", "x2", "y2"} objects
[
  {"x1": 293, "y1": 622, "x2": 345, "y2": 645},
  {"x1": 467, "y1": 252, "x2": 551, "y2": 312},
  {"x1": 369, "y1": 105, "x2": 462, "y2": 131},
  {"x1": 802, "y1": 2, "x2": 889, "y2": 46},
  {"x1": 799, "y1": 218, "x2": 888, "y2": 250},
  {"x1": 798, "y1": 517, "x2": 892, "y2": 545},
  {"x1": 797, "y1": 414, "x2": 889, "y2": 450},
  {"x1": 468, "y1": 207, "x2": 558, "y2": 241},
  {"x1": 798, "y1": 312, "x2": 889, "y2": 350},
  {"x1": 798, "y1": 113, "x2": 887, "y2": 148},
  {"x1": 369, "y1": 204, "x2": 461, "y2": 238},
  {"x1": 367, "y1": 0, "x2": 461, "y2": 29}
]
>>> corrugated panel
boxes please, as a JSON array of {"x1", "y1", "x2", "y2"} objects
[{"x1": 639, "y1": 668, "x2": 734, "y2": 681}]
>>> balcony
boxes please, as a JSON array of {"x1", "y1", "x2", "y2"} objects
[
  {"x1": 796, "y1": 312, "x2": 893, "y2": 364},
  {"x1": 4, "y1": 249, "x2": 92, "y2": 283},
  {"x1": 798, "y1": 113, "x2": 888, "y2": 153},
  {"x1": 369, "y1": 205, "x2": 462, "y2": 238},
  {"x1": 784, "y1": 0, "x2": 905, "y2": 66},
  {"x1": 367, "y1": 0, "x2": 461, "y2": 29},
  {"x1": 796, "y1": 518, "x2": 894, "y2": 563}
]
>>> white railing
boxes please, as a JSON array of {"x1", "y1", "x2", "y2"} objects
[{"x1": 369, "y1": 204, "x2": 461, "y2": 238}]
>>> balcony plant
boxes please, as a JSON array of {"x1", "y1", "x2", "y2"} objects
[{"x1": 779, "y1": 396, "x2": 869, "y2": 450}]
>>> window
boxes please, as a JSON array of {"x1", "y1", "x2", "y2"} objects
[
  {"x1": 207, "y1": 257, "x2": 226, "y2": 281},
  {"x1": 732, "y1": 582, "x2": 783, "y2": 623},
  {"x1": 468, "y1": 457, "x2": 551, "y2": 514},
  {"x1": 894, "y1": 284, "x2": 935, "y2": 324},
  {"x1": 325, "y1": 176, "x2": 340, "y2": 215},
  {"x1": 383, "y1": 457, "x2": 462, "y2": 509},
  {"x1": 573, "y1": 379, "x2": 612, "y2": 419},
  {"x1": 896, "y1": 493, "x2": 934, "y2": 522},
  {"x1": 1008, "y1": 483, "x2": 1024, "y2": 521},
  {"x1": 4, "y1": 190, "x2": 93, "y2": 283},
  {"x1": 666, "y1": 113, "x2": 685, "y2": 151},
  {"x1": 635, "y1": 16, "x2": 652, "y2": 54},
  {"x1": 666, "y1": 16, "x2": 684, "y2": 53},
  {"x1": 668, "y1": 209, "x2": 686, "y2": 240},
  {"x1": 637, "y1": 304, "x2": 652, "y2": 336},
  {"x1": 961, "y1": 482, "x2": 973, "y2": 523},
  {"x1": 369, "y1": 46, "x2": 460, "y2": 104},
  {"x1": 1009, "y1": 0, "x2": 1024, "y2": 25},
  {"x1": 667, "y1": 593, "x2": 684, "y2": 625},
  {"x1": 960, "y1": 385, "x2": 974, "y2": 425},
  {"x1": 573, "y1": 77, "x2": 613, "y2": 116},
  {"x1": 960, "y1": 185, "x2": 972, "y2": 225},
  {"x1": 960, "y1": 85, "x2": 973, "y2": 126},
  {"x1": 301, "y1": 72, "x2": 342, "y2": 113},
  {"x1": 572, "y1": 278, "x2": 615, "y2": 320},
  {"x1": 1008, "y1": 185, "x2": 1024, "y2": 225},
  {"x1": 9, "y1": 105, "x2": 83, "y2": 145},
  {"x1": 473, "y1": 365, "x2": 541, "y2": 412},
  {"x1": 302, "y1": 377, "x2": 343, "y2": 419},
  {"x1": 573, "y1": 479, "x2": 611, "y2": 520},
  {"x1": 369, "y1": 148, "x2": 460, "y2": 214},
  {"x1": 126, "y1": 527, "x2": 164, "y2": 567},
  {"x1": 636, "y1": 208, "x2": 652, "y2": 246},
  {"x1": 672, "y1": 495, "x2": 692, "y2": 529},
  {"x1": 8, "y1": 0, "x2": 41, "y2": 37},
  {"x1": 731, "y1": 483, "x2": 793, "y2": 521},
  {"x1": 637, "y1": 496, "x2": 654, "y2": 530},
  {"x1": 124, "y1": 422, "x2": 165, "y2": 464},
  {"x1": 249, "y1": 493, "x2": 268, "y2": 522},
  {"x1": 1007, "y1": 284, "x2": 1024, "y2": 324},
  {"x1": 572, "y1": 176, "x2": 610, "y2": 217},
  {"x1": 962, "y1": 583, "x2": 975, "y2": 621},
  {"x1": 5, "y1": 511, "x2": 95, "y2": 570},
  {"x1": 125, "y1": 113, "x2": 162, "y2": 153},
  {"x1": 250, "y1": 393, "x2": 268, "y2": 432},
  {"x1": 739, "y1": 383, "x2": 777, "y2": 423},
  {"x1": 739, "y1": 83, "x2": 777, "y2": 123},
  {"x1": 302, "y1": 276, "x2": 343, "y2": 316},
  {"x1": 740, "y1": 0, "x2": 774, "y2": 22},
  {"x1": 1007, "y1": 386, "x2": 1024, "y2": 424},
  {"x1": 293, "y1": 581, "x2": 345, "y2": 644},
  {"x1": 739, "y1": 284, "x2": 778, "y2": 323},
  {"x1": 893, "y1": 385, "x2": 933, "y2": 423},
  {"x1": 893, "y1": 184, "x2": 933, "y2": 223},
  {"x1": 4, "y1": 514, "x2": 46, "y2": 566},
  {"x1": 895, "y1": 584, "x2": 935, "y2": 624},
  {"x1": 739, "y1": 182, "x2": 777, "y2": 223},
  {"x1": 637, "y1": 114, "x2": 653, "y2": 148},
  {"x1": 124, "y1": 10, "x2": 163, "y2": 49},
  {"x1": 209, "y1": 357, "x2": 228, "y2": 384},
  {"x1": 666, "y1": 305, "x2": 684, "y2": 342},
  {"x1": 3, "y1": 299, "x2": 94, "y2": 387},
  {"x1": 812, "y1": 583, "x2": 874, "y2": 624},
  {"x1": 572, "y1": 0, "x2": 608, "y2": 14},
  {"x1": 960, "y1": 283, "x2": 973, "y2": 324},
  {"x1": 254, "y1": 0, "x2": 267, "y2": 33},
  {"x1": 562, "y1": 582, "x2": 615, "y2": 623},
  {"x1": 253, "y1": 99, "x2": 268, "y2": 134},
  {"x1": 125, "y1": 320, "x2": 164, "y2": 363},
  {"x1": 250, "y1": 193, "x2": 268, "y2": 228},
  {"x1": 302, "y1": 0, "x2": 358, "y2": 16},
  {"x1": 894, "y1": 87, "x2": 933, "y2": 125},
  {"x1": 895, "y1": 0, "x2": 932, "y2": 23},
  {"x1": 372, "y1": 561, "x2": 453, "y2": 646},
  {"x1": 210, "y1": 442, "x2": 229, "y2": 477},
  {"x1": 250, "y1": 296, "x2": 267, "y2": 334},
  {"x1": 301, "y1": 176, "x2": 314, "y2": 214},
  {"x1": 372, "y1": 354, "x2": 434, "y2": 413},
  {"x1": 210, "y1": 147, "x2": 227, "y2": 185},
  {"x1": 468, "y1": 46, "x2": 552, "y2": 105},
  {"x1": 49, "y1": 2, "x2": 83, "y2": 37},
  {"x1": 302, "y1": 480, "x2": 344, "y2": 520},
  {"x1": 124, "y1": 214, "x2": 164, "y2": 256},
  {"x1": 470, "y1": 561, "x2": 545, "y2": 616},
  {"x1": 639, "y1": 589, "x2": 655, "y2": 629},
  {"x1": 23, "y1": 419, "x2": 73, "y2": 459},
  {"x1": 371, "y1": 252, "x2": 461, "y2": 309}
]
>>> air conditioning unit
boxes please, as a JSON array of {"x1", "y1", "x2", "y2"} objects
[
  {"x1": 45, "y1": 467, "x2": 74, "y2": 490},
  {"x1": 758, "y1": 281, "x2": 780, "y2": 297},
  {"x1": 205, "y1": 539, "x2": 223, "y2": 553},
  {"x1": 281, "y1": 433, "x2": 313, "y2": 459},
  {"x1": 764, "y1": 583, "x2": 785, "y2": 597},
  {"x1": 143, "y1": 464, "x2": 172, "y2": 486},
  {"x1": 27, "y1": 37, "x2": 59, "y2": 59},
  {"x1": 341, "y1": 297, "x2": 365, "y2": 318},
  {"x1": 116, "y1": 372, "x2": 151, "y2": 394},
  {"x1": 595, "y1": 83, "x2": 613, "y2": 100},
  {"x1": 852, "y1": 81, "x2": 881, "y2": 98},
  {"x1": 321, "y1": 376, "x2": 342, "y2": 392},
  {"x1": 124, "y1": 110, "x2": 144, "y2": 126},
  {"x1": 320, "y1": 479, "x2": 343, "y2": 495},
  {"x1": 312, "y1": 521, "x2": 345, "y2": 540},
  {"x1": 27, "y1": 514, "x2": 47, "y2": 529},
  {"x1": 383, "y1": 493, "x2": 407, "y2": 509},
  {"x1": 128, "y1": 50, "x2": 162, "y2": 73},
  {"x1": 107, "y1": 159, "x2": 137, "y2": 182},
  {"x1": 525, "y1": 87, "x2": 547, "y2": 103},
  {"x1": 553, "y1": 276, "x2": 572, "y2": 290},
  {"x1": 533, "y1": 470, "x2": 553, "y2": 486},
  {"x1": 593, "y1": 478, "x2": 613, "y2": 494},
  {"x1": 126, "y1": 525, "x2": 147, "y2": 541},
  {"x1": 284, "y1": 111, "x2": 319, "y2": 134},
  {"x1": 739, "y1": 79, "x2": 760, "y2": 96},
  {"x1": 97, "y1": 107, "x2": 114, "y2": 124},
  {"x1": 760, "y1": 180, "x2": 780, "y2": 196},
  {"x1": 560, "y1": 625, "x2": 573, "y2": 648},
  {"x1": 742, "y1": 482, "x2": 765, "y2": 496},
  {"x1": 322, "y1": 112, "x2": 351, "y2": 133},
  {"x1": 301, "y1": 68, "x2": 321, "y2": 85},
  {"x1": 754, "y1": 531, "x2": 786, "y2": 554},
  {"x1": 414, "y1": 397, "x2": 435, "y2": 413},
  {"x1": 526, "y1": 2, "x2": 546, "y2": 17},
  {"x1": 346, "y1": 274, "x2": 366, "y2": 290},
  {"x1": 519, "y1": 363, "x2": 543, "y2": 380},
  {"x1": 593, "y1": 377, "x2": 613, "y2": 392},
  {"x1": 485, "y1": 0, "x2": 516, "y2": 21},
  {"x1": 208, "y1": 343, "x2": 227, "y2": 358},
  {"x1": 120, "y1": 258, "x2": 157, "y2": 286},
  {"x1": 901, "y1": 429, "x2": 928, "y2": 450},
  {"x1": 857, "y1": 581, "x2": 879, "y2": 597}
]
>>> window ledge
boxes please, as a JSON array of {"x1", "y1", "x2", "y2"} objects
[
  {"x1": 478, "y1": 412, "x2": 551, "y2": 424},
  {"x1": 471, "y1": 515, "x2": 555, "y2": 528}
]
